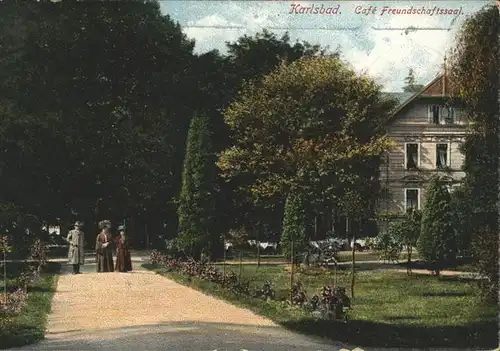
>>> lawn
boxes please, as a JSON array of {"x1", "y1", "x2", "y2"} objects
[
  {"x1": 144, "y1": 262, "x2": 498, "y2": 348},
  {"x1": 0, "y1": 262, "x2": 60, "y2": 350}
]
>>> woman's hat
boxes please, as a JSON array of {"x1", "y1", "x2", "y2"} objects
[
  {"x1": 74, "y1": 221, "x2": 83, "y2": 228},
  {"x1": 98, "y1": 220, "x2": 112, "y2": 230},
  {"x1": 117, "y1": 225, "x2": 125, "y2": 231}
]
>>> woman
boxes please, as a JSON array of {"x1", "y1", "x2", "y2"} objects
[
  {"x1": 66, "y1": 221, "x2": 85, "y2": 274},
  {"x1": 95, "y1": 220, "x2": 114, "y2": 272},
  {"x1": 115, "y1": 225, "x2": 132, "y2": 272}
]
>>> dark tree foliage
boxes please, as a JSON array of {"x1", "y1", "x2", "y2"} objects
[
  {"x1": 0, "y1": 1, "x2": 196, "y2": 246},
  {"x1": 280, "y1": 191, "x2": 310, "y2": 261},
  {"x1": 176, "y1": 112, "x2": 218, "y2": 260},
  {"x1": 200, "y1": 31, "x2": 334, "y2": 235},
  {"x1": 418, "y1": 177, "x2": 457, "y2": 274},
  {"x1": 449, "y1": 5, "x2": 499, "y2": 299},
  {"x1": 402, "y1": 68, "x2": 424, "y2": 93}
]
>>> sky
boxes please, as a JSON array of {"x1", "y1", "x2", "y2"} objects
[{"x1": 160, "y1": 0, "x2": 491, "y2": 92}]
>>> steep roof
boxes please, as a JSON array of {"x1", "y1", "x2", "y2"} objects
[
  {"x1": 384, "y1": 92, "x2": 417, "y2": 108},
  {"x1": 390, "y1": 72, "x2": 450, "y2": 117}
]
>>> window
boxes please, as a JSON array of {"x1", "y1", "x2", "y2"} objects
[
  {"x1": 442, "y1": 106, "x2": 455, "y2": 124},
  {"x1": 436, "y1": 144, "x2": 449, "y2": 168},
  {"x1": 428, "y1": 105, "x2": 440, "y2": 124},
  {"x1": 428, "y1": 105, "x2": 456, "y2": 125},
  {"x1": 405, "y1": 189, "x2": 420, "y2": 211},
  {"x1": 405, "y1": 143, "x2": 419, "y2": 170}
]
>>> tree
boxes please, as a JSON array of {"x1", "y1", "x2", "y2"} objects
[
  {"x1": 402, "y1": 68, "x2": 424, "y2": 93},
  {"x1": 449, "y1": 5, "x2": 499, "y2": 299},
  {"x1": 0, "y1": 1, "x2": 197, "y2": 247},
  {"x1": 176, "y1": 112, "x2": 218, "y2": 260},
  {"x1": 194, "y1": 31, "x2": 334, "y2": 236},
  {"x1": 280, "y1": 191, "x2": 309, "y2": 261},
  {"x1": 218, "y1": 56, "x2": 396, "y2": 204},
  {"x1": 393, "y1": 207, "x2": 422, "y2": 274},
  {"x1": 373, "y1": 223, "x2": 403, "y2": 264},
  {"x1": 417, "y1": 177, "x2": 457, "y2": 275},
  {"x1": 449, "y1": 183, "x2": 474, "y2": 256}
]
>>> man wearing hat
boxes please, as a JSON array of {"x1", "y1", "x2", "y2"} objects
[{"x1": 66, "y1": 221, "x2": 85, "y2": 274}]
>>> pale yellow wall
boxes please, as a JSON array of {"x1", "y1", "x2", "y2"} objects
[{"x1": 379, "y1": 100, "x2": 468, "y2": 215}]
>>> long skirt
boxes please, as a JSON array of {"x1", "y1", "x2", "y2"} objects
[
  {"x1": 96, "y1": 249, "x2": 114, "y2": 272},
  {"x1": 115, "y1": 249, "x2": 132, "y2": 272}
]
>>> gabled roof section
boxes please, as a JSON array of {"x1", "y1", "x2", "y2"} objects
[
  {"x1": 389, "y1": 72, "x2": 452, "y2": 120},
  {"x1": 384, "y1": 92, "x2": 416, "y2": 109}
]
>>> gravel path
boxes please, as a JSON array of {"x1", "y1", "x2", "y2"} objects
[{"x1": 9, "y1": 262, "x2": 348, "y2": 351}]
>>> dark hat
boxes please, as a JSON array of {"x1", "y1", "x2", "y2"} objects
[
  {"x1": 74, "y1": 221, "x2": 83, "y2": 228},
  {"x1": 98, "y1": 220, "x2": 112, "y2": 230},
  {"x1": 117, "y1": 225, "x2": 125, "y2": 231}
]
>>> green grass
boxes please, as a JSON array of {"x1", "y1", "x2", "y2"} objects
[
  {"x1": 399, "y1": 256, "x2": 478, "y2": 273},
  {"x1": 143, "y1": 262, "x2": 498, "y2": 348},
  {"x1": 0, "y1": 262, "x2": 60, "y2": 350},
  {"x1": 224, "y1": 250, "x2": 420, "y2": 264}
]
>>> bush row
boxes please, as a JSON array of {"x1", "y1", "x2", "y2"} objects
[
  {"x1": 150, "y1": 250, "x2": 351, "y2": 321},
  {"x1": 0, "y1": 237, "x2": 49, "y2": 323}
]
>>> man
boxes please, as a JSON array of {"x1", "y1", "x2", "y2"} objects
[{"x1": 66, "y1": 221, "x2": 85, "y2": 274}]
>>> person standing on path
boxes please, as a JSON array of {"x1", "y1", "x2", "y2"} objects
[
  {"x1": 114, "y1": 225, "x2": 132, "y2": 272},
  {"x1": 95, "y1": 220, "x2": 114, "y2": 272},
  {"x1": 66, "y1": 221, "x2": 85, "y2": 274}
]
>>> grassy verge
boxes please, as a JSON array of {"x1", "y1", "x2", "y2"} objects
[
  {"x1": 398, "y1": 256, "x2": 477, "y2": 272},
  {"x1": 0, "y1": 262, "x2": 60, "y2": 350},
  {"x1": 143, "y1": 262, "x2": 497, "y2": 348}
]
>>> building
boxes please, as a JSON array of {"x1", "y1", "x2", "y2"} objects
[{"x1": 378, "y1": 71, "x2": 467, "y2": 219}]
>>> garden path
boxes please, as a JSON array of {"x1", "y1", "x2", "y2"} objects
[{"x1": 9, "y1": 260, "x2": 352, "y2": 351}]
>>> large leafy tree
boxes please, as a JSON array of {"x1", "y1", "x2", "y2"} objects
[
  {"x1": 218, "y1": 56, "x2": 396, "y2": 209},
  {"x1": 449, "y1": 5, "x2": 499, "y2": 298},
  {"x1": 197, "y1": 31, "x2": 333, "y2": 233},
  {"x1": 0, "y1": 1, "x2": 196, "y2": 245},
  {"x1": 418, "y1": 177, "x2": 457, "y2": 275},
  {"x1": 176, "y1": 112, "x2": 218, "y2": 260}
]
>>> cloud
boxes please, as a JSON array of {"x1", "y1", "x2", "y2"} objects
[{"x1": 163, "y1": 1, "x2": 489, "y2": 91}]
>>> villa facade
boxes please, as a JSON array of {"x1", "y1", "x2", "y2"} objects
[{"x1": 378, "y1": 72, "x2": 468, "y2": 218}]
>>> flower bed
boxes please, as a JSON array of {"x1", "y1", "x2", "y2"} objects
[{"x1": 149, "y1": 249, "x2": 351, "y2": 321}]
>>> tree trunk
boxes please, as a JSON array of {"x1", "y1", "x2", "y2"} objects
[
  {"x1": 407, "y1": 247, "x2": 412, "y2": 275},
  {"x1": 497, "y1": 0, "x2": 500, "y2": 274},
  {"x1": 349, "y1": 216, "x2": 356, "y2": 300}
]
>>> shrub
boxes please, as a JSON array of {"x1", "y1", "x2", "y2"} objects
[
  {"x1": 0, "y1": 288, "x2": 28, "y2": 317},
  {"x1": 280, "y1": 191, "x2": 309, "y2": 261},
  {"x1": 393, "y1": 208, "x2": 421, "y2": 274},
  {"x1": 290, "y1": 281, "x2": 308, "y2": 306},
  {"x1": 28, "y1": 239, "x2": 49, "y2": 275},
  {"x1": 15, "y1": 269, "x2": 36, "y2": 293},
  {"x1": 418, "y1": 177, "x2": 458, "y2": 274},
  {"x1": 472, "y1": 227, "x2": 498, "y2": 301},
  {"x1": 230, "y1": 280, "x2": 251, "y2": 296},
  {"x1": 222, "y1": 271, "x2": 238, "y2": 287},
  {"x1": 318, "y1": 285, "x2": 351, "y2": 321},
  {"x1": 149, "y1": 249, "x2": 164, "y2": 264},
  {"x1": 253, "y1": 281, "x2": 276, "y2": 301},
  {"x1": 200, "y1": 265, "x2": 222, "y2": 283},
  {"x1": 373, "y1": 225, "x2": 402, "y2": 263}
]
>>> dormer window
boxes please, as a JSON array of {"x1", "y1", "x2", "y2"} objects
[{"x1": 428, "y1": 105, "x2": 455, "y2": 125}]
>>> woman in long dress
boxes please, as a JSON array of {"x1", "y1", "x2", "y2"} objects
[
  {"x1": 95, "y1": 220, "x2": 114, "y2": 272},
  {"x1": 115, "y1": 225, "x2": 132, "y2": 272}
]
